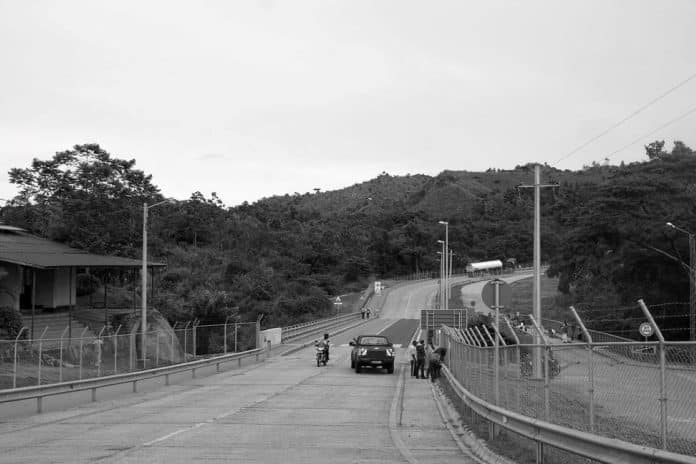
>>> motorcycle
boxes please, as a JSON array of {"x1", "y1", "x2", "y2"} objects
[{"x1": 315, "y1": 344, "x2": 328, "y2": 367}]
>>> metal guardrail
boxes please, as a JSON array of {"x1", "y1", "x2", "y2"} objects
[
  {"x1": 440, "y1": 363, "x2": 696, "y2": 464},
  {"x1": 281, "y1": 312, "x2": 363, "y2": 343},
  {"x1": 0, "y1": 347, "x2": 266, "y2": 413}
]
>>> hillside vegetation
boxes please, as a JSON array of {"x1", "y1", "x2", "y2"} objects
[{"x1": 2, "y1": 141, "x2": 695, "y2": 337}]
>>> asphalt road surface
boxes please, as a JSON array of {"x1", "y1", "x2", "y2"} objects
[{"x1": 0, "y1": 282, "x2": 483, "y2": 464}]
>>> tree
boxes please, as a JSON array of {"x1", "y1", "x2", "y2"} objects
[{"x1": 7, "y1": 144, "x2": 161, "y2": 255}]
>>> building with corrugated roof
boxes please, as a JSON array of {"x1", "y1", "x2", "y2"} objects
[{"x1": 0, "y1": 224, "x2": 164, "y2": 336}]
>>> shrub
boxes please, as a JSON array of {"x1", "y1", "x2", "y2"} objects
[{"x1": 0, "y1": 307, "x2": 25, "y2": 339}]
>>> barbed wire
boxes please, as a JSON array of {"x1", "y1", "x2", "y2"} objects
[{"x1": 575, "y1": 302, "x2": 688, "y2": 313}]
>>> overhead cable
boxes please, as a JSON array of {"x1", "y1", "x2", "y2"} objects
[
  {"x1": 604, "y1": 105, "x2": 696, "y2": 158},
  {"x1": 554, "y1": 71, "x2": 696, "y2": 165}
]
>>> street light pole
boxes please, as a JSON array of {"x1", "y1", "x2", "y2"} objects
[
  {"x1": 141, "y1": 199, "x2": 173, "y2": 368},
  {"x1": 666, "y1": 222, "x2": 696, "y2": 342},
  {"x1": 141, "y1": 203, "x2": 148, "y2": 368},
  {"x1": 439, "y1": 221, "x2": 449, "y2": 310},
  {"x1": 437, "y1": 240, "x2": 445, "y2": 309}
]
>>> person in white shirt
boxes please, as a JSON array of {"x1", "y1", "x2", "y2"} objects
[{"x1": 407, "y1": 340, "x2": 417, "y2": 377}]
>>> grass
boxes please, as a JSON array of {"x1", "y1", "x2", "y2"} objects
[{"x1": 508, "y1": 274, "x2": 573, "y2": 322}]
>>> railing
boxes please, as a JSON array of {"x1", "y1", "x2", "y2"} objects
[
  {"x1": 0, "y1": 347, "x2": 267, "y2": 414},
  {"x1": 440, "y1": 327, "x2": 696, "y2": 462},
  {"x1": 281, "y1": 312, "x2": 363, "y2": 343}
]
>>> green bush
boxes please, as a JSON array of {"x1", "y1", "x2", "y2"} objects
[{"x1": 0, "y1": 307, "x2": 26, "y2": 339}]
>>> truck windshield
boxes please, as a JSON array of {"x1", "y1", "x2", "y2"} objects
[{"x1": 360, "y1": 337, "x2": 389, "y2": 345}]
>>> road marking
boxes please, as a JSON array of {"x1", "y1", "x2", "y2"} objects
[{"x1": 388, "y1": 366, "x2": 418, "y2": 464}]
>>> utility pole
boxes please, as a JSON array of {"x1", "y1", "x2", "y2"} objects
[
  {"x1": 690, "y1": 233, "x2": 695, "y2": 342},
  {"x1": 666, "y1": 222, "x2": 696, "y2": 342},
  {"x1": 518, "y1": 165, "x2": 558, "y2": 377}
]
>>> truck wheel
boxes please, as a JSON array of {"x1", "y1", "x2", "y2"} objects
[{"x1": 355, "y1": 363, "x2": 361, "y2": 373}]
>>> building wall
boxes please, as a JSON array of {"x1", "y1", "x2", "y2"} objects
[
  {"x1": 0, "y1": 262, "x2": 21, "y2": 310},
  {"x1": 53, "y1": 267, "x2": 76, "y2": 308}
]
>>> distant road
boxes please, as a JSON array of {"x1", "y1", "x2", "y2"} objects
[
  {"x1": 379, "y1": 273, "x2": 533, "y2": 320},
  {"x1": 459, "y1": 273, "x2": 533, "y2": 315}
]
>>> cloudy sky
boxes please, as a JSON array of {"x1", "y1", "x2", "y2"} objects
[{"x1": 1, "y1": 1, "x2": 694, "y2": 206}]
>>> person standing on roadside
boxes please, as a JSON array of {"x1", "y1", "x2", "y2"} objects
[
  {"x1": 407, "y1": 340, "x2": 417, "y2": 377},
  {"x1": 431, "y1": 346, "x2": 447, "y2": 381},
  {"x1": 361, "y1": 307, "x2": 366, "y2": 320},
  {"x1": 415, "y1": 340, "x2": 426, "y2": 379},
  {"x1": 425, "y1": 341, "x2": 435, "y2": 380}
]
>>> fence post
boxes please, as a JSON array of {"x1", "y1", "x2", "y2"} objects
[
  {"x1": 570, "y1": 306, "x2": 594, "y2": 432},
  {"x1": 59, "y1": 325, "x2": 69, "y2": 383},
  {"x1": 155, "y1": 331, "x2": 160, "y2": 367},
  {"x1": 13, "y1": 327, "x2": 28, "y2": 389},
  {"x1": 129, "y1": 324, "x2": 136, "y2": 372},
  {"x1": 170, "y1": 328, "x2": 175, "y2": 364},
  {"x1": 37, "y1": 327, "x2": 48, "y2": 386},
  {"x1": 192, "y1": 319, "x2": 200, "y2": 357},
  {"x1": 529, "y1": 315, "x2": 550, "y2": 423},
  {"x1": 474, "y1": 327, "x2": 488, "y2": 400},
  {"x1": 638, "y1": 299, "x2": 667, "y2": 450},
  {"x1": 224, "y1": 316, "x2": 231, "y2": 354},
  {"x1": 183, "y1": 321, "x2": 191, "y2": 357},
  {"x1": 483, "y1": 325, "x2": 499, "y2": 408},
  {"x1": 235, "y1": 323, "x2": 238, "y2": 353},
  {"x1": 113, "y1": 325, "x2": 122, "y2": 374},
  {"x1": 96, "y1": 326, "x2": 106, "y2": 378},
  {"x1": 503, "y1": 316, "x2": 521, "y2": 413},
  {"x1": 492, "y1": 325, "x2": 508, "y2": 407},
  {"x1": 78, "y1": 326, "x2": 88, "y2": 380}
]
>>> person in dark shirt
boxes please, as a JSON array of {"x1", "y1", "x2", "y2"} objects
[{"x1": 415, "y1": 340, "x2": 426, "y2": 379}]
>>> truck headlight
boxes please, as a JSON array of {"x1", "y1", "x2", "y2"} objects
[
  {"x1": 386, "y1": 348, "x2": 394, "y2": 357},
  {"x1": 358, "y1": 348, "x2": 368, "y2": 356}
]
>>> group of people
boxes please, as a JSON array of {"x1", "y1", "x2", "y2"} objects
[
  {"x1": 407, "y1": 339, "x2": 446, "y2": 382},
  {"x1": 360, "y1": 307, "x2": 372, "y2": 319}
]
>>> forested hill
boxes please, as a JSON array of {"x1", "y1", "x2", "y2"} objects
[
  {"x1": 2, "y1": 141, "x2": 695, "y2": 337},
  {"x1": 255, "y1": 166, "x2": 599, "y2": 220}
]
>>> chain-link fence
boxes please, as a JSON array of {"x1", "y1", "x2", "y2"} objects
[
  {"x1": 0, "y1": 321, "x2": 259, "y2": 391},
  {"x1": 441, "y1": 327, "x2": 696, "y2": 458}
]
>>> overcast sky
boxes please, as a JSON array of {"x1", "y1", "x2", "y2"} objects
[{"x1": 1, "y1": 1, "x2": 695, "y2": 206}]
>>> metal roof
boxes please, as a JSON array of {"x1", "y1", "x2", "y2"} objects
[{"x1": 0, "y1": 230, "x2": 165, "y2": 269}]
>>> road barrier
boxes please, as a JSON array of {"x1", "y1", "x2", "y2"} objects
[
  {"x1": 281, "y1": 312, "x2": 363, "y2": 343},
  {"x1": 0, "y1": 346, "x2": 267, "y2": 414},
  {"x1": 440, "y1": 324, "x2": 696, "y2": 461},
  {"x1": 439, "y1": 361, "x2": 696, "y2": 464}
]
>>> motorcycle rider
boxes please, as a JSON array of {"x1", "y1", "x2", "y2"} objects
[{"x1": 316, "y1": 333, "x2": 330, "y2": 362}]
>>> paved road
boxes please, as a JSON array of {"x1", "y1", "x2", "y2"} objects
[
  {"x1": 458, "y1": 273, "x2": 533, "y2": 316},
  {"x1": 0, "y1": 284, "x2": 483, "y2": 464},
  {"x1": 379, "y1": 276, "x2": 480, "y2": 320}
]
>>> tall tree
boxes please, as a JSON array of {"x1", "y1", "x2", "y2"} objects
[{"x1": 7, "y1": 144, "x2": 161, "y2": 255}]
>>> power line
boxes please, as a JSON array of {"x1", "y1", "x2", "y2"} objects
[
  {"x1": 554, "y1": 71, "x2": 696, "y2": 165},
  {"x1": 604, "y1": 104, "x2": 696, "y2": 158}
]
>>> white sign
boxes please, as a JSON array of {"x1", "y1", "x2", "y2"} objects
[
  {"x1": 334, "y1": 296, "x2": 342, "y2": 305},
  {"x1": 374, "y1": 281, "x2": 382, "y2": 295},
  {"x1": 639, "y1": 322, "x2": 653, "y2": 338}
]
